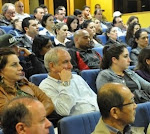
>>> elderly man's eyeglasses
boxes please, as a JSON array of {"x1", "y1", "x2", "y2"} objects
[{"x1": 114, "y1": 98, "x2": 135, "y2": 108}]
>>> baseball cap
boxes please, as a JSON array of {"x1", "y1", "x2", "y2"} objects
[
  {"x1": 0, "y1": 34, "x2": 20, "y2": 48},
  {"x1": 113, "y1": 11, "x2": 122, "y2": 17}
]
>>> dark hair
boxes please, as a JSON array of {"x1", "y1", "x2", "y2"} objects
[
  {"x1": 1, "y1": 103, "x2": 31, "y2": 134},
  {"x1": 132, "y1": 29, "x2": 148, "y2": 49},
  {"x1": 74, "y1": 9, "x2": 82, "y2": 16},
  {"x1": 106, "y1": 26, "x2": 113, "y2": 40},
  {"x1": 97, "y1": 88, "x2": 124, "y2": 118},
  {"x1": 112, "y1": 16, "x2": 120, "y2": 25},
  {"x1": 39, "y1": 4, "x2": 47, "y2": 9},
  {"x1": 41, "y1": 14, "x2": 53, "y2": 27},
  {"x1": 55, "y1": 8, "x2": 63, "y2": 15},
  {"x1": 137, "y1": 46, "x2": 150, "y2": 73},
  {"x1": 66, "y1": 15, "x2": 79, "y2": 32},
  {"x1": 32, "y1": 35, "x2": 51, "y2": 57},
  {"x1": 101, "y1": 44, "x2": 126, "y2": 69},
  {"x1": 22, "y1": 17, "x2": 35, "y2": 33},
  {"x1": 33, "y1": 6, "x2": 43, "y2": 14},
  {"x1": 127, "y1": 16, "x2": 139, "y2": 25},
  {"x1": 125, "y1": 22, "x2": 141, "y2": 45},
  {"x1": 83, "y1": 5, "x2": 90, "y2": 10},
  {"x1": 0, "y1": 48, "x2": 16, "y2": 73},
  {"x1": 81, "y1": 19, "x2": 92, "y2": 29}
]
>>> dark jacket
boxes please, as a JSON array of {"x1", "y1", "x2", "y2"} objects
[
  {"x1": 135, "y1": 70, "x2": 150, "y2": 82},
  {"x1": 105, "y1": 38, "x2": 128, "y2": 46},
  {"x1": 68, "y1": 48, "x2": 101, "y2": 74}
]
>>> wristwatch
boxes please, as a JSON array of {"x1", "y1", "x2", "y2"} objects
[{"x1": 62, "y1": 81, "x2": 70, "y2": 86}]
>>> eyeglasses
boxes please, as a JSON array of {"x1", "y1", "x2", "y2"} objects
[{"x1": 114, "y1": 98, "x2": 135, "y2": 108}]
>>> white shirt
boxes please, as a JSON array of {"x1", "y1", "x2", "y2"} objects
[
  {"x1": 15, "y1": 13, "x2": 30, "y2": 20},
  {"x1": 39, "y1": 74, "x2": 99, "y2": 116},
  {"x1": 39, "y1": 28, "x2": 55, "y2": 36}
]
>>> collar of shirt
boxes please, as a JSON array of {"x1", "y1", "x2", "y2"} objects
[
  {"x1": 105, "y1": 123, "x2": 132, "y2": 134},
  {"x1": 54, "y1": 38, "x2": 70, "y2": 46},
  {"x1": 25, "y1": 34, "x2": 33, "y2": 42}
]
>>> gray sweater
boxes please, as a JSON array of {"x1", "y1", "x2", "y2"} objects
[{"x1": 96, "y1": 68, "x2": 150, "y2": 93}]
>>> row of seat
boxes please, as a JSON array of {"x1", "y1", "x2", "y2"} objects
[{"x1": 1, "y1": 101, "x2": 149, "y2": 134}]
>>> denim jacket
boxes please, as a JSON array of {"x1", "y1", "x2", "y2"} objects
[{"x1": 96, "y1": 68, "x2": 150, "y2": 93}]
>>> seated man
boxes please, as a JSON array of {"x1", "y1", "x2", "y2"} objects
[
  {"x1": 1, "y1": 97, "x2": 52, "y2": 134},
  {"x1": 39, "y1": 47, "x2": 99, "y2": 116},
  {"x1": 68, "y1": 29, "x2": 101, "y2": 74},
  {"x1": 92, "y1": 83, "x2": 141, "y2": 134}
]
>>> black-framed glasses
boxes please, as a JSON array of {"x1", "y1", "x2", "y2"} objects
[{"x1": 114, "y1": 98, "x2": 135, "y2": 108}]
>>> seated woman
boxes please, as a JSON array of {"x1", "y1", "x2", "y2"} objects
[
  {"x1": 135, "y1": 46, "x2": 150, "y2": 82},
  {"x1": 125, "y1": 22, "x2": 141, "y2": 47},
  {"x1": 53, "y1": 22, "x2": 71, "y2": 47},
  {"x1": 32, "y1": 34, "x2": 53, "y2": 72},
  {"x1": 8, "y1": 18, "x2": 24, "y2": 37},
  {"x1": 92, "y1": 18, "x2": 103, "y2": 35},
  {"x1": 82, "y1": 20, "x2": 103, "y2": 48},
  {"x1": 66, "y1": 15, "x2": 79, "y2": 37},
  {"x1": 105, "y1": 26, "x2": 127, "y2": 46},
  {"x1": 96, "y1": 44, "x2": 150, "y2": 103},
  {"x1": 130, "y1": 29, "x2": 149, "y2": 66},
  {"x1": 0, "y1": 48, "x2": 54, "y2": 116},
  {"x1": 126, "y1": 16, "x2": 139, "y2": 26},
  {"x1": 39, "y1": 14, "x2": 55, "y2": 37}
]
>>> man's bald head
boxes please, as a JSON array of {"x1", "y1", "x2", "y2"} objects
[
  {"x1": 97, "y1": 83, "x2": 132, "y2": 118},
  {"x1": 74, "y1": 29, "x2": 90, "y2": 49}
]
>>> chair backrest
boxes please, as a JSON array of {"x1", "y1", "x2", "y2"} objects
[
  {"x1": 118, "y1": 35, "x2": 126, "y2": 43},
  {"x1": 0, "y1": 129, "x2": 3, "y2": 134},
  {"x1": 0, "y1": 26, "x2": 13, "y2": 33},
  {"x1": 92, "y1": 47, "x2": 103, "y2": 57},
  {"x1": 80, "y1": 69, "x2": 100, "y2": 93},
  {"x1": 29, "y1": 73, "x2": 48, "y2": 86},
  {"x1": 58, "y1": 111, "x2": 101, "y2": 134},
  {"x1": 133, "y1": 102, "x2": 150, "y2": 129},
  {"x1": 49, "y1": 124, "x2": 55, "y2": 134},
  {"x1": 96, "y1": 35, "x2": 107, "y2": 45}
]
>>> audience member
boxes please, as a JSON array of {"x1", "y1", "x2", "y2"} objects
[
  {"x1": 92, "y1": 83, "x2": 137, "y2": 134},
  {"x1": 113, "y1": 16, "x2": 127, "y2": 37},
  {"x1": 39, "y1": 47, "x2": 99, "y2": 116},
  {"x1": 57, "y1": 6, "x2": 66, "y2": 17},
  {"x1": 0, "y1": 34, "x2": 47, "y2": 79},
  {"x1": 0, "y1": 3, "x2": 16, "y2": 26},
  {"x1": 32, "y1": 34, "x2": 53, "y2": 73},
  {"x1": 66, "y1": 15, "x2": 79, "y2": 37},
  {"x1": 39, "y1": 14, "x2": 55, "y2": 36},
  {"x1": 8, "y1": 18, "x2": 24, "y2": 37},
  {"x1": 82, "y1": 6, "x2": 92, "y2": 20},
  {"x1": 82, "y1": 20, "x2": 103, "y2": 47},
  {"x1": 105, "y1": 26, "x2": 127, "y2": 46},
  {"x1": 54, "y1": 8, "x2": 65, "y2": 23},
  {"x1": 92, "y1": 18, "x2": 103, "y2": 35},
  {"x1": 0, "y1": 48, "x2": 54, "y2": 116},
  {"x1": 1, "y1": 97, "x2": 52, "y2": 134},
  {"x1": 130, "y1": 29, "x2": 149, "y2": 66},
  {"x1": 40, "y1": 4, "x2": 48, "y2": 14},
  {"x1": 15, "y1": 1, "x2": 30, "y2": 20},
  {"x1": 126, "y1": 16, "x2": 139, "y2": 26},
  {"x1": 68, "y1": 29, "x2": 101, "y2": 73},
  {"x1": 125, "y1": 22, "x2": 141, "y2": 47},
  {"x1": 135, "y1": 46, "x2": 150, "y2": 82},
  {"x1": 53, "y1": 22, "x2": 71, "y2": 47},
  {"x1": 74, "y1": 9, "x2": 84, "y2": 27},
  {"x1": 94, "y1": 9, "x2": 109, "y2": 29},
  {"x1": 21, "y1": 17, "x2": 39, "y2": 50},
  {"x1": 96, "y1": 44, "x2": 150, "y2": 103},
  {"x1": 33, "y1": 7, "x2": 44, "y2": 25}
]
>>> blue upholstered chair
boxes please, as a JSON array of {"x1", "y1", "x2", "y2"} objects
[
  {"x1": 58, "y1": 102, "x2": 150, "y2": 134},
  {"x1": 118, "y1": 35, "x2": 126, "y2": 43},
  {"x1": 29, "y1": 73, "x2": 48, "y2": 86},
  {"x1": 0, "y1": 26, "x2": 13, "y2": 33},
  {"x1": 80, "y1": 69, "x2": 100, "y2": 93},
  {"x1": 58, "y1": 111, "x2": 101, "y2": 134},
  {"x1": 92, "y1": 47, "x2": 103, "y2": 57},
  {"x1": 96, "y1": 35, "x2": 107, "y2": 45}
]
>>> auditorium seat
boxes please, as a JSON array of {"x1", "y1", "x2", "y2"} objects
[
  {"x1": 92, "y1": 47, "x2": 103, "y2": 57},
  {"x1": 0, "y1": 26, "x2": 13, "y2": 33},
  {"x1": 80, "y1": 69, "x2": 100, "y2": 93},
  {"x1": 96, "y1": 35, "x2": 107, "y2": 45}
]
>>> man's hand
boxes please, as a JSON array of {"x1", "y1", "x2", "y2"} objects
[
  {"x1": 19, "y1": 47, "x2": 32, "y2": 57},
  {"x1": 59, "y1": 69, "x2": 72, "y2": 82}
]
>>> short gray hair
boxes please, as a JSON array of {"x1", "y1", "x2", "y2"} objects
[
  {"x1": 44, "y1": 47, "x2": 67, "y2": 72},
  {"x1": 2, "y1": 3, "x2": 15, "y2": 15}
]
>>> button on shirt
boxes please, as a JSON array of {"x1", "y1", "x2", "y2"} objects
[{"x1": 39, "y1": 74, "x2": 99, "y2": 116}]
